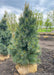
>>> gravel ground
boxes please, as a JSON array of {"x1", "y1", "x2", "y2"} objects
[{"x1": 0, "y1": 38, "x2": 54, "y2": 75}]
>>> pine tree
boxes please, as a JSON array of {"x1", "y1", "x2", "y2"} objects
[
  {"x1": 0, "y1": 12, "x2": 11, "y2": 56},
  {"x1": 9, "y1": 3, "x2": 41, "y2": 65}
]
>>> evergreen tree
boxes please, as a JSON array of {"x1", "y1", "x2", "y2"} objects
[
  {"x1": 0, "y1": 12, "x2": 11, "y2": 56},
  {"x1": 8, "y1": 3, "x2": 41, "y2": 65}
]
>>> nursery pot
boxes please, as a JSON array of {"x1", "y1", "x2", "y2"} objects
[
  {"x1": 0, "y1": 55, "x2": 10, "y2": 61},
  {"x1": 15, "y1": 64, "x2": 37, "y2": 75}
]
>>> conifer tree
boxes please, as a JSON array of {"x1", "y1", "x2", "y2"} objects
[
  {"x1": 9, "y1": 3, "x2": 41, "y2": 65},
  {"x1": 0, "y1": 12, "x2": 11, "y2": 56}
]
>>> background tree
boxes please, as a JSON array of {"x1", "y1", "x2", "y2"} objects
[
  {"x1": 39, "y1": 13, "x2": 43, "y2": 29},
  {"x1": 8, "y1": 3, "x2": 41, "y2": 65},
  {"x1": 7, "y1": 13, "x2": 18, "y2": 37},
  {"x1": 34, "y1": 10, "x2": 43, "y2": 29},
  {"x1": 0, "y1": 11, "x2": 11, "y2": 56},
  {"x1": 45, "y1": 17, "x2": 52, "y2": 30},
  {"x1": 48, "y1": 21, "x2": 52, "y2": 29},
  {"x1": 45, "y1": 18, "x2": 50, "y2": 29},
  {"x1": 47, "y1": 10, "x2": 54, "y2": 29}
]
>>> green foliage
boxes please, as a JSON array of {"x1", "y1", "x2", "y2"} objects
[
  {"x1": 38, "y1": 28, "x2": 52, "y2": 32},
  {"x1": 45, "y1": 18, "x2": 52, "y2": 29},
  {"x1": 47, "y1": 10, "x2": 54, "y2": 26},
  {"x1": 7, "y1": 13, "x2": 18, "y2": 34},
  {"x1": 0, "y1": 43, "x2": 7, "y2": 56},
  {"x1": 8, "y1": 3, "x2": 41, "y2": 65},
  {"x1": 34, "y1": 10, "x2": 43, "y2": 29},
  {"x1": 49, "y1": 22, "x2": 52, "y2": 29},
  {"x1": 0, "y1": 12, "x2": 11, "y2": 56}
]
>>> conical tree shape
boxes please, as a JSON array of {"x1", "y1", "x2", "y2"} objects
[
  {"x1": 0, "y1": 12, "x2": 11, "y2": 56},
  {"x1": 9, "y1": 3, "x2": 41, "y2": 65}
]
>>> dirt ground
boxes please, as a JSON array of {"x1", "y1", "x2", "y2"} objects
[{"x1": 0, "y1": 38, "x2": 54, "y2": 75}]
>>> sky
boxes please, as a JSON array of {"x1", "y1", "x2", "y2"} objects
[{"x1": 0, "y1": 0, "x2": 54, "y2": 20}]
